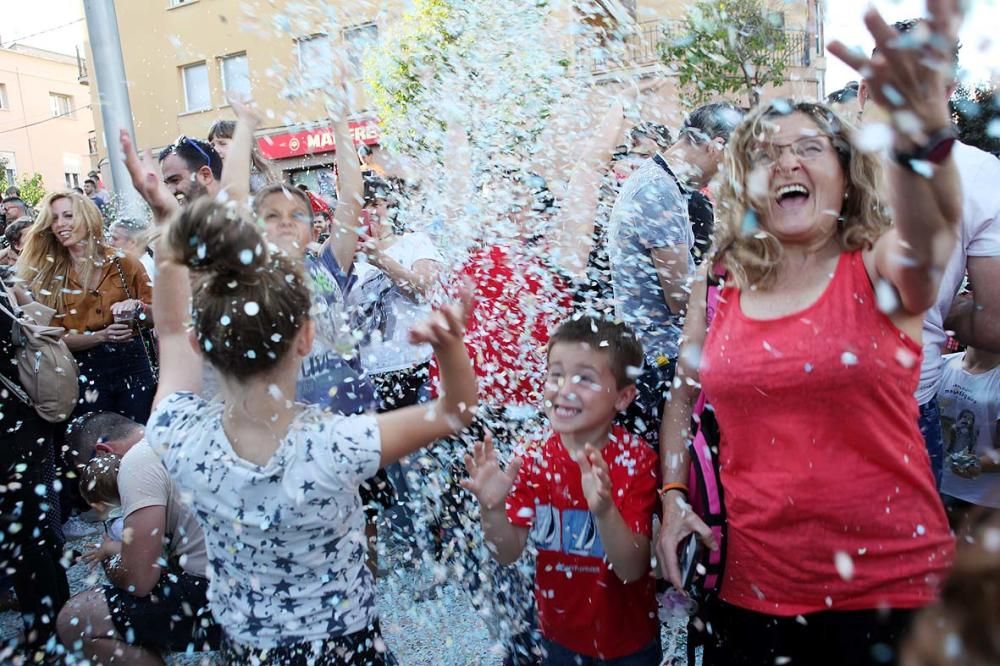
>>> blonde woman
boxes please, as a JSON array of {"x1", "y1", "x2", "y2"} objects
[
  {"x1": 17, "y1": 192, "x2": 155, "y2": 422},
  {"x1": 655, "y1": 4, "x2": 963, "y2": 664}
]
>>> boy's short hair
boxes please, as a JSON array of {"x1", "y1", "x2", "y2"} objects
[
  {"x1": 80, "y1": 453, "x2": 122, "y2": 507},
  {"x1": 547, "y1": 316, "x2": 644, "y2": 388}
]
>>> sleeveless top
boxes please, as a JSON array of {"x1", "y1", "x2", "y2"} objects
[{"x1": 700, "y1": 251, "x2": 953, "y2": 616}]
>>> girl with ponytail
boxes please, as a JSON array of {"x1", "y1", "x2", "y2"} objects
[{"x1": 141, "y1": 182, "x2": 477, "y2": 664}]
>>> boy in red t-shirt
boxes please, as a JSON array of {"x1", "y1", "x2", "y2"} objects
[{"x1": 462, "y1": 316, "x2": 661, "y2": 663}]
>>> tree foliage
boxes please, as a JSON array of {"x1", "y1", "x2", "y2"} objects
[
  {"x1": 0, "y1": 166, "x2": 46, "y2": 209},
  {"x1": 363, "y1": 0, "x2": 567, "y2": 158},
  {"x1": 659, "y1": 0, "x2": 788, "y2": 107},
  {"x1": 950, "y1": 84, "x2": 1000, "y2": 156}
]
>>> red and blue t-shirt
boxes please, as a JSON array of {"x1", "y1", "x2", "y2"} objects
[{"x1": 506, "y1": 426, "x2": 660, "y2": 659}]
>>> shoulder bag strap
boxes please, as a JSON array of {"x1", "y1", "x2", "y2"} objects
[{"x1": 112, "y1": 256, "x2": 159, "y2": 380}]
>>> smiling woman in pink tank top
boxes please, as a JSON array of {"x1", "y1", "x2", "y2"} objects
[{"x1": 653, "y1": 5, "x2": 964, "y2": 665}]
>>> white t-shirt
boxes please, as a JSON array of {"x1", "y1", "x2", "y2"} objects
[
  {"x1": 139, "y1": 252, "x2": 156, "y2": 286},
  {"x1": 938, "y1": 354, "x2": 1000, "y2": 508},
  {"x1": 147, "y1": 391, "x2": 382, "y2": 648},
  {"x1": 917, "y1": 143, "x2": 1000, "y2": 404},
  {"x1": 354, "y1": 232, "x2": 442, "y2": 374},
  {"x1": 117, "y1": 440, "x2": 207, "y2": 577}
]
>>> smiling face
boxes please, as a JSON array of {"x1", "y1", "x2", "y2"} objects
[
  {"x1": 49, "y1": 196, "x2": 88, "y2": 248},
  {"x1": 259, "y1": 191, "x2": 312, "y2": 259},
  {"x1": 751, "y1": 112, "x2": 847, "y2": 246},
  {"x1": 161, "y1": 153, "x2": 208, "y2": 204},
  {"x1": 543, "y1": 342, "x2": 635, "y2": 442}
]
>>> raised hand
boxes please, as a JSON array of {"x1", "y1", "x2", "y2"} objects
[
  {"x1": 461, "y1": 433, "x2": 523, "y2": 510},
  {"x1": 227, "y1": 94, "x2": 263, "y2": 132},
  {"x1": 408, "y1": 282, "x2": 473, "y2": 349},
  {"x1": 120, "y1": 129, "x2": 179, "y2": 221},
  {"x1": 827, "y1": 0, "x2": 963, "y2": 140},
  {"x1": 575, "y1": 444, "x2": 614, "y2": 517}
]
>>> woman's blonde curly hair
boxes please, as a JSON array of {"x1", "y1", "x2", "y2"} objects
[{"x1": 712, "y1": 99, "x2": 891, "y2": 289}]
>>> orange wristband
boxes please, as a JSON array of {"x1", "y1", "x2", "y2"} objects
[{"x1": 658, "y1": 482, "x2": 689, "y2": 498}]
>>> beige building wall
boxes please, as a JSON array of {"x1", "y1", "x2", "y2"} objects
[
  {"x1": 0, "y1": 45, "x2": 95, "y2": 195},
  {"x1": 91, "y1": 0, "x2": 825, "y2": 189}
]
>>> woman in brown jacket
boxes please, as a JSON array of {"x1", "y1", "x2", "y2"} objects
[{"x1": 17, "y1": 191, "x2": 156, "y2": 422}]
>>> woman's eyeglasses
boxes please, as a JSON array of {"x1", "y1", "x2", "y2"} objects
[{"x1": 749, "y1": 136, "x2": 831, "y2": 168}]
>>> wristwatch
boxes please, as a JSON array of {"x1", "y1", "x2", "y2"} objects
[{"x1": 893, "y1": 126, "x2": 957, "y2": 172}]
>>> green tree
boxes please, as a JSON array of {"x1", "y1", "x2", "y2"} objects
[
  {"x1": 15, "y1": 173, "x2": 46, "y2": 208},
  {"x1": 0, "y1": 166, "x2": 46, "y2": 210},
  {"x1": 950, "y1": 84, "x2": 1000, "y2": 157},
  {"x1": 659, "y1": 0, "x2": 788, "y2": 108},
  {"x1": 364, "y1": 0, "x2": 567, "y2": 159}
]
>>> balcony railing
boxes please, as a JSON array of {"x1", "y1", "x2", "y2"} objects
[{"x1": 583, "y1": 20, "x2": 814, "y2": 75}]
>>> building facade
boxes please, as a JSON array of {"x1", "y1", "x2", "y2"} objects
[
  {"x1": 0, "y1": 44, "x2": 95, "y2": 195},
  {"x1": 89, "y1": 0, "x2": 825, "y2": 195}
]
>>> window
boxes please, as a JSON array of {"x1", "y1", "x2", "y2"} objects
[
  {"x1": 182, "y1": 62, "x2": 210, "y2": 112},
  {"x1": 65, "y1": 173, "x2": 80, "y2": 188},
  {"x1": 220, "y1": 53, "x2": 251, "y2": 99},
  {"x1": 0, "y1": 152, "x2": 16, "y2": 187},
  {"x1": 50, "y1": 93, "x2": 74, "y2": 118},
  {"x1": 343, "y1": 23, "x2": 378, "y2": 78},
  {"x1": 297, "y1": 34, "x2": 332, "y2": 89},
  {"x1": 0, "y1": 84, "x2": 8, "y2": 110}
]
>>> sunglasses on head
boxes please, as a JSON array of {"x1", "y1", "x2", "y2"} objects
[{"x1": 174, "y1": 135, "x2": 215, "y2": 170}]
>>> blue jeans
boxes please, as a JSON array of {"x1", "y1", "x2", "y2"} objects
[
  {"x1": 72, "y1": 339, "x2": 156, "y2": 423},
  {"x1": 918, "y1": 400, "x2": 944, "y2": 489},
  {"x1": 542, "y1": 638, "x2": 662, "y2": 666}
]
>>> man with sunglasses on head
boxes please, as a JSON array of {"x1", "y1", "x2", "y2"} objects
[
  {"x1": 607, "y1": 102, "x2": 743, "y2": 449},
  {"x1": 158, "y1": 136, "x2": 223, "y2": 205},
  {"x1": 57, "y1": 411, "x2": 219, "y2": 663},
  {"x1": 858, "y1": 19, "x2": 1000, "y2": 490}
]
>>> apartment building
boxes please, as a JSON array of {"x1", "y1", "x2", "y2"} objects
[
  {"x1": 89, "y1": 0, "x2": 825, "y2": 194},
  {"x1": 0, "y1": 44, "x2": 95, "y2": 194}
]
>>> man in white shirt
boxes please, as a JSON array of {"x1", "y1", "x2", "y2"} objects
[
  {"x1": 859, "y1": 19, "x2": 1000, "y2": 486},
  {"x1": 56, "y1": 412, "x2": 219, "y2": 663}
]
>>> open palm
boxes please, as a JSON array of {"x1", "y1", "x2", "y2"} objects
[{"x1": 461, "y1": 433, "x2": 522, "y2": 511}]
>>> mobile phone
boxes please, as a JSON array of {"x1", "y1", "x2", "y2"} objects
[{"x1": 678, "y1": 534, "x2": 704, "y2": 592}]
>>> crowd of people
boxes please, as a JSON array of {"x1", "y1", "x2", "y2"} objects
[{"x1": 1, "y1": 2, "x2": 999, "y2": 665}]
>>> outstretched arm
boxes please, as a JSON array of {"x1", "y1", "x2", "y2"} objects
[
  {"x1": 375, "y1": 289, "x2": 478, "y2": 465},
  {"x1": 830, "y1": 2, "x2": 964, "y2": 315},
  {"x1": 323, "y1": 60, "x2": 364, "y2": 273},
  {"x1": 219, "y1": 96, "x2": 262, "y2": 215},
  {"x1": 150, "y1": 245, "x2": 202, "y2": 407},
  {"x1": 120, "y1": 129, "x2": 180, "y2": 225}
]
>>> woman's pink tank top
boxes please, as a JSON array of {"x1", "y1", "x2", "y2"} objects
[{"x1": 700, "y1": 251, "x2": 953, "y2": 616}]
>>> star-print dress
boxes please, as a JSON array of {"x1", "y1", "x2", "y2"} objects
[{"x1": 148, "y1": 391, "x2": 382, "y2": 649}]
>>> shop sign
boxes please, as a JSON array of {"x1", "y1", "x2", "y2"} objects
[{"x1": 257, "y1": 119, "x2": 380, "y2": 159}]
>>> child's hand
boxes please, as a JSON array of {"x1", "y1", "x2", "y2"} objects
[
  {"x1": 228, "y1": 95, "x2": 263, "y2": 131},
  {"x1": 576, "y1": 444, "x2": 613, "y2": 517},
  {"x1": 461, "y1": 433, "x2": 522, "y2": 511},
  {"x1": 408, "y1": 283, "x2": 473, "y2": 349},
  {"x1": 80, "y1": 535, "x2": 121, "y2": 566}
]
